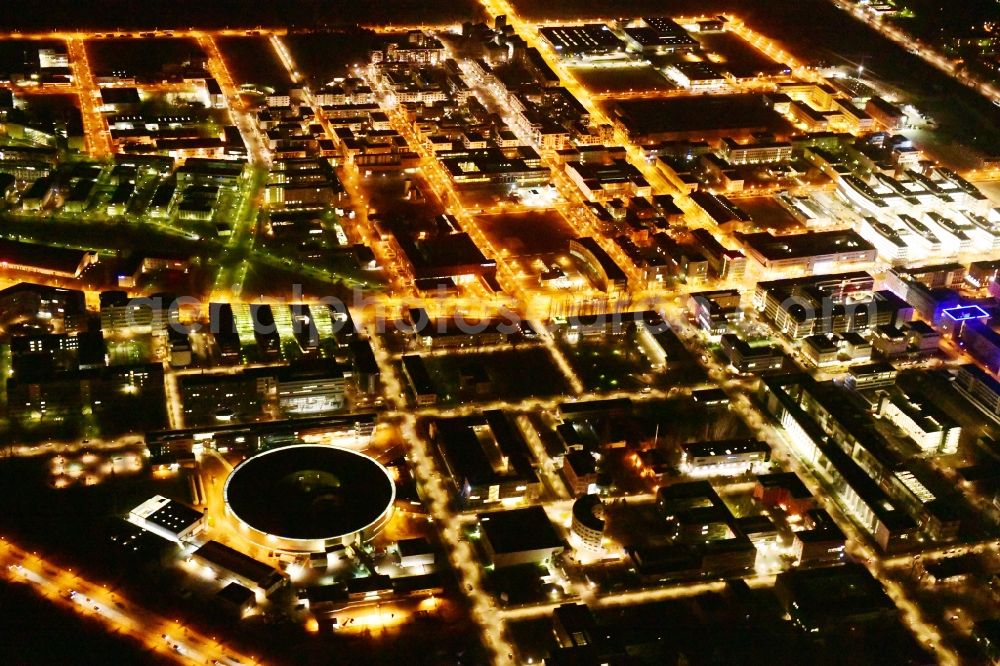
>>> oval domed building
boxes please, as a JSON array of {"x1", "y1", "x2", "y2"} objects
[{"x1": 223, "y1": 444, "x2": 395, "y2": 553}]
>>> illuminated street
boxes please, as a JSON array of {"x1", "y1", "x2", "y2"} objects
[
  {"x1": 0, "y1": 1, "x2": 998, "y2": 664},
  {"x1": 0, "y1": 537, "x2": 256, "y2": 665}
]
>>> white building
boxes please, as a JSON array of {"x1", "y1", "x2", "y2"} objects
[
  {"x1": 570, "y1": 495, "x2": 605, "y2": 552},
  {"x1": 877, "y1": 393, "x2": 960, "y2": 455},
  {"x1": 128, "y1": 495, "x2": 205, "y2": 542}
]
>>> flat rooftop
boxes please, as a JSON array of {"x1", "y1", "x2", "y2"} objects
[
  {"x1": 681, "y1": 439, "x2": 770, "y2": 458},
  {"x1": 478, "y1": 505, "x2": 563, "y2": 554},
  {"x1": 216, "y1": 581, "x2": 255, "y2": 606},
  {"x1": 741, "y1": 230, "x2": 874, "y2": 261},
  {"x1": 436, "y1": 412, "x2": 537, "y2": 488},
  {"x1": 193, "y1": 540, "x2": 284, "y2": 589},
  {"x1": 540, "y1": 24, "x2": 625, "y2": 56},
  {"x1": 756, "y1": 471, "x2": 812, "y2": 499},
  {"x1": 777, "y1": 563, "x2": 895, "y2": 621},
  {"x1": 672, "y1": 61, "x2": 724, "y2": 81},
  {"x1": 130, "y1": 495, "x2": 202, "y2": 533},
  {"x1": 640, "y1": 17, "x2": 697, "y2": 45},
  {"x1": 624, "y1": 26, "x2": 694, "y2": 49}
]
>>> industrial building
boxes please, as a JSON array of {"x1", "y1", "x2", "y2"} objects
[
  {"x1": 739, "y1": 230, "x2": 876, "y2": 273},
  {"x1": 539, "y1": 24, "x2": 627, "y2": 59},
  {"x1": 127, "y1": 495, "x2": 205, "y2": 543},
  {"x1": 0, "y1": 239, "x2": 98, "y2": 279},
  {"x1": 189, "y1": 541, "x2": 287, "y2": 599}
]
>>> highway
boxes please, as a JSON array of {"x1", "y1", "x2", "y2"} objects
[
  {"x1": 828, "y1": 0, "x2": 1000, "y2": 107},
  {"x1": 0, "y1": 537, "x2": 257, "y2": 666}
]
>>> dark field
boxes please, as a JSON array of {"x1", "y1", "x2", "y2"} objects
[
  {"x1": 0, "y1": 582, "x2": 170, "y2": 665},
  {"x1": 508, "y1": 0, "x2": 739, "y2": 19},
  {"x1": 0, "y1": 457, "x2": 485, "y2": 666},
  {"x1": 86, "y1": 38, "x2": 206, "y2": 80},
  {"x1": 610, "y1": 94, "x2": 791, "y2": 137},
  {"x1": 0, "y1": 1, "x2": 484, "y2": 30},
  {"x1": 736, "y1": 196, "x2": 803, "y2": 233},
  {"x1": 217, "y1": 37, "x2": 289, "y2": 88},
  {"x1": 478, "y1": 210, "x2": 576, "y2": 257},
  {"x1": 570, "y1": 65, "x2": 675, "y2": 94},
  {"x1": 695, "y1": 31, "x2": 790, "y2": 78},
  {"x1": 19, "y1": 92, "x2": 83, "y2": 125},
  {"x1": 284, "y1": 30, "x2": 385, "y2": 85},
  {"x1": 0, "y1": 39, "x2": 65, "y2": 77},
  {"x1": 422, "y1": 346, "x2": 571, "y2": 404}
]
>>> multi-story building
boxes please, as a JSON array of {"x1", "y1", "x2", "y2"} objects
[
  {"x1": 690, "y1": 228, "x2": 747, "y2": 279},
  {"x1": 432, "y1": 411, "x2": 541, "y2": 506},
  {"x1": 954, "y1": 363, "x2": 1000, "y2": 423},
  {"x1": 569, "y1": 237, "x2": 629, "y2": 294},
  {"x1": 740, "y1": 229, "x2": 877, "y2": 273},
  {"x1": 562, "y1": 450, "x2": 598, "y2": 497},
  {"x1": 721, "y1": 137, "x2": 793, "y2": 165},
  {"x1": 764, "y1": 374, "x2": 960, "y2": 546},
  {"x1": 439, "y1": 146, "x2": 549, "y2": 189},
  {"x1": 719, "y1": 333, "x2": 784, "y2": 373},
  {"x1": 570, "y1": 494, "x2": 605, "y2": 551},
  {"x1": 373, "y1": 31, "x2": 446, "y2": 65},
  {"x1": 802, "y1": 334, "x2": 840, "y2": 366},
  {"x1": 753, "y1": 472, "x2": 815, "y2": 516},
  {"x1": 865, "y1": 96, "x2": 906, "y2": 130},
  {"x1": 754, "y1": 273, "x2": 909, "y2": 338},
  {"x1": 275, "y1": 363, "x2": 346, "y2": 416},
  {"x1": 758, "y1": 375, "x2": 919, "y2": 552},
  {"x1": 688, "y1": 290, "x2": 742, "y2": 335},
  {"x1": 876, "y1": 389, "x2": 960, "y2": 455},
  {"x1": 564, "y1": 159, "x2": 652, "y2": 201},
  {"x1": 478, "y1": 506, "x2": 564, "y2": 567},
  {"x1": 676, "y1": 439, "x2": 771, "y2": 476},
  {"x1": 99, "y1": 290, "x2": 154, "y2": 334},
  {"x1": 402, "y1": 354, "x2": 436, "y2": 406}
]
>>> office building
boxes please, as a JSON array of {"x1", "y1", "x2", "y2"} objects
[
  {"x1": 570, "y1": 494, "x2": 606, "y2": 551},
  {"x1": 719, "y1": 333, "x2": 784, "y2": 373},
  {"x1": 478, "y1": 506, "x2": 564, "y2": 567},
  {"x1": 433, "y1": 411, "x2": 541, "y2": 506}
]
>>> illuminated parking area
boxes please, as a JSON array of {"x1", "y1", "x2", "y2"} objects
[{"x1": 49, "y1": 450, "x2": 144, "y2": 488}]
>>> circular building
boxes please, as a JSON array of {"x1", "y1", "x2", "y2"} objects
[
  {"x1": 570, "y1": 494, "x2": 606, "y2": 552},
  {"x1": 223, "y1": 444, "x2": 395, "y2": 553}
]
